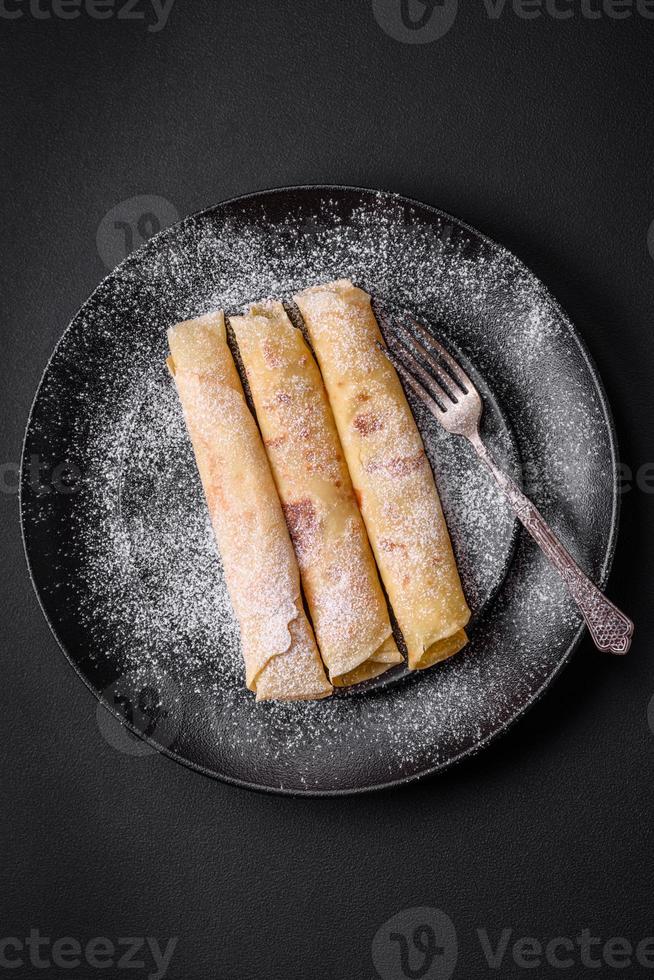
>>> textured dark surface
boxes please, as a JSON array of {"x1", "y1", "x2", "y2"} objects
[{"x1": 1, "y1": 2, "x2": 653, "y2": 978}]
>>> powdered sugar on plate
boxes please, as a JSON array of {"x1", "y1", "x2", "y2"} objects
[{"x1": 21, "y1": 189, "x2": 618, "y2": 792}]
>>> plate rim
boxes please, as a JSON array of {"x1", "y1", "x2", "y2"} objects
[{"x1": 19, "y1": 183, "x2": 621, "y2": 797}]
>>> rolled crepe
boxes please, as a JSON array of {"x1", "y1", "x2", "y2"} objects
[
  {"x1": 167, "y1": 311, "x2": 332, "y2": 701},
  {"x1": 231, "y1": 302, "x2": 402, "y2": 687},
  {"x1": 295, "y1": 280, "x2": 471, "y2": 670}
]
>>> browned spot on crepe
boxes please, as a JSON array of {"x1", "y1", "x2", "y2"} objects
[
  {"x1": 264, "y1": 435, "x2": 287, "y2": 450},
  {"x1": 354, "y1": 488, "x2": 363, "y2": 508},
  {"x1": 283, "y1": 498, "x2": 319, "y2": 558},
  {"x1": 206, "y1": 483, "x2": 229, "y2": 514},
  {"x1": 262, "y1": 339, "x2": 284, "y2": 368},
  {"x1": 366, "y1": 450, "x2": 426, "y2": 477},
  {"x1": 352, "y1": 411, "x2": 384, "y2": 436},
  {"x1": 379, "y1": 538, "x2": 408, "y2": 556}
]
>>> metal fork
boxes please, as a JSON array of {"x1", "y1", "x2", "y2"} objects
[{"x1": 374, "y1": 304, "x2": 633, "y2": 655}]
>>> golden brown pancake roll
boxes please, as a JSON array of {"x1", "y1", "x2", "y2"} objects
[
  {"x1": 231, "y1": 302, "x2": 402, "y2": 686},
  {"x1": 295, "y1": 280, "x2": 470, "y2": 670},
  {"x1": 167, "y1": 311, "x2": 332, "y2": 701}
]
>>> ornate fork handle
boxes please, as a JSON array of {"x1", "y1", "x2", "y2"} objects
[
  {"x1": 374, "y1": 303, "x2": 633, "y2": 656},
  {"x1": 470, "y1": 433, "x2": 633, "y2": 655}
]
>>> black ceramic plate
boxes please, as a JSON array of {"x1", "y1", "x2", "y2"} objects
[{"x1": 21, "y1": 186, "x2": 619, "y2": 795}]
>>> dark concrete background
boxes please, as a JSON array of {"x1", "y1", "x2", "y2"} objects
[{"x1": 2, "y1": 2, "x2": 653, "y2": 977}]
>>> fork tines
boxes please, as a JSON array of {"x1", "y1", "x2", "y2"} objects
[{"x1": 372, "y1": 301, "x2": 471, "y2": 414}]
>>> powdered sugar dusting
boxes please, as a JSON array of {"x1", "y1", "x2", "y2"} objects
[
  {"x1": 22, "y1": 189, "x2": 617, "y2": 792},
  {"x1": 232, "y1": 303, "x2": 398, "y2": 680}
]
